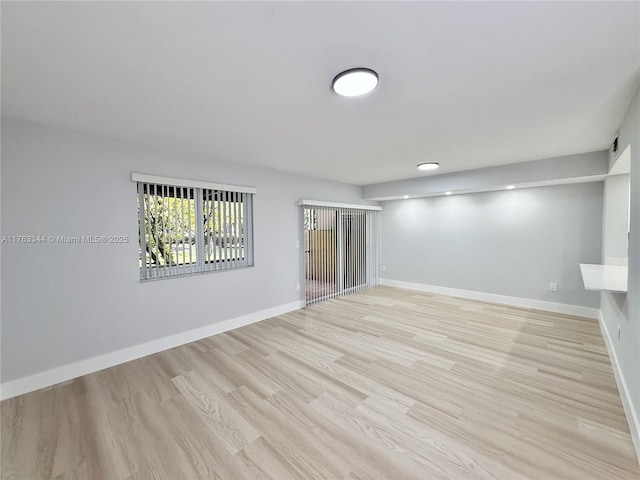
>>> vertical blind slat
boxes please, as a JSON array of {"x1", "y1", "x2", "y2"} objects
[
  {"x1": 322, "y1": 207, "x2": 326, "y2": 300},
  {"x1": 234, "y1": 191, "x2": 239, "y2": 269},
  {"x1": 180, "y1": 187, "x2": 186, "y2": 270},
  {"x1": 216, "y1": 191, "x2": 222, "y2": 270},
  {"x1": 241, "y1": 193, "x2": 247, "y2": 267},
  {"x1": 166, "y1": 184, "x2": 172, "y2": 272},
  {"x1": 138, "y1": 183, "x2": 146, "y2": 280},
  {"x1": 161, "y1": 184, "x2": 167, "y2": 277},
  {"x1": 147, "y1": 186, "x2": 154, "y2": 277},
  {"x1": 153, "y1": 184, "x2": 160, "y2": 277},
  {"x1": 218, "y1": 191, "x2": 223, "y2": 269},
  {"x1": 231, "y1": 191, "x2": 235, "y2": 269},
  {"x1": 204, "y1": 189, "x2": 210, "y2": 268},
  {"x1": 222, "y1": 192, "x2": 228, "y2": 270}
]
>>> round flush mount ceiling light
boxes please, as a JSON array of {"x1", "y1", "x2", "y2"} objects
[
  {"x1": 332, "y1": 68, "x2": 379, "y2": 97},
  {"x1": 445, "y1": 191, "x2": 453, "y2": 195},
  {"x1": 506, "y1": 185, "x2": 516, "y2": 190},
  {"x1": 417, "y1": 162, "x2": 440, "y2": 171}
]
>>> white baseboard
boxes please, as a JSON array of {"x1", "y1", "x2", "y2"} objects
[
  {"x1": 0, "y1": 300, "x2": 304, "y2": 401},
  {"x1": 598, "y1": 312, "x2": 640, "y2": 464},
  {"x1": 380, "y1": 278, "x2": 600, "y2": 319}
]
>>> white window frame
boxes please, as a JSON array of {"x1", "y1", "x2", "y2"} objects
[{"x1": 133, "y1": 173, "x2": 256, "y2": 281}]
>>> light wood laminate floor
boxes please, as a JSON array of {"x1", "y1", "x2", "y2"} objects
[{"x1": 2, "y1": 286, "x2": 639, "y2": 479}]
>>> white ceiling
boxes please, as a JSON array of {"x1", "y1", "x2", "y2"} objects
[{"x1": 2, "y1": 1, "x2": 639, "y2": 185}]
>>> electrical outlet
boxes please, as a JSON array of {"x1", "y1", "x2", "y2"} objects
[
  {"x1": 296, "y1": 283, "x2": 300, "y2": 292},
  {"x1": 381, "y1": 265, "x2": 386, "y2": 272},
  {"x1": 549, "y1": 282, "x2": 557, "y2": 292},
  {"x1": 295, "y1": 240, "x2": 300, "y2": 249}
]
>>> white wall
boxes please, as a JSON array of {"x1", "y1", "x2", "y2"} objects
[
  {"x1": 0, "y1": 117, "x2": 369, "y2": 385},
  {"x1": 603, "y1": 174, "x2": 630, "y2": 260},
  {"x1": 600, "y1": 85, "x2": 640, "y2": 455},
  {"x1": 380, "y1": 182, "x2": 603, "y2": 308}
]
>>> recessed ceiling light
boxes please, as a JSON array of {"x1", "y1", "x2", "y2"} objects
[
  {"x1": 506, "y1": 185, "x2": 516, "y2": 190},
  {"x1": 403, "y1": 195, "x2": 409, "y2": 199},
  {"x1": 417, "y1": 162, "x2": 439, "y2": 171},
  {"x1": 332, "y1": 68, "x2": 379, "y2": 97},
  {"x1": 445, "y1": 191, "x2": 452, "y2": 195}
]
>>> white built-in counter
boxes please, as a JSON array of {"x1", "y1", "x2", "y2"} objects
[{"x1": 579, "y1": 264, "x2": 628, "y2": 293}]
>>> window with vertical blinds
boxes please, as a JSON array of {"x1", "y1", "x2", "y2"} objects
[
  {"x1": 133, "y1": 173, "x2": 256, "y2": 281},
  {"x1": 301, "y1": 201, "x2": 381, "y2": 306}
]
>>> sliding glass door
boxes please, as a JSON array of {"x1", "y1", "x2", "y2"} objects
[{"x1": 302, "y1": 204, "x2": 380, "y2": 306}]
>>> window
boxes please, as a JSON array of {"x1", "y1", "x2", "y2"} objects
[{"x1": 133, "y1": 173, "x2": 255, "y2": 280}]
